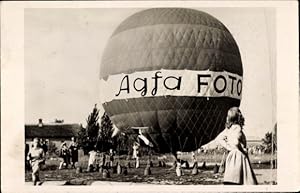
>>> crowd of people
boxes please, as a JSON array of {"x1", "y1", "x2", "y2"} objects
[
  {"x1": 25, "y1": 107, "x2": 258, "y2": 185},
  {"x1": 26, "y1": 137, "x2": 79, "y2": 185},
  {"x1": 86, "y1": 148, "x2": 115, "y2": 172},
  {"x1": 58, "y1": 137, "x2": 79, "y2": 169}
]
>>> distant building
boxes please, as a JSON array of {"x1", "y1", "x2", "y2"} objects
[
  {"x1": 246, "y1": 136, "x2": 263, "y2": 148},
  {"x1": 247, "y1": 139, "x2": 263, "y2": 147},
  {"x1": 25, "y1": 119, "x2": 81, "y2": 148}
]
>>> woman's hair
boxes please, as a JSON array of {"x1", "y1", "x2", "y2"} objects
[{"x1": 225, "y1": 107, "x2": 245, "y2": 128}]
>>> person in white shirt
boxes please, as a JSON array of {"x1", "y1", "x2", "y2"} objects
[
  {"x1": 215, "y1": 107, "x2": 258, "y2": 185},
  {"x1": 132, "y1": 142, "x2": 140, "y2": 168},
  {"x1": 27, "y1": 138, "x2": 45, "y2": 185},
  {"x1": 87, "y1": 149, "x2": 97, "y2": 171}
]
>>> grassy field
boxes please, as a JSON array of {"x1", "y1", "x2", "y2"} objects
[
  {"x1": 178, "y1": 152, "x2": 276, "y2": 166},
  {"x1": 25, "y1": 152, "x2": 277, "y2": 185}
]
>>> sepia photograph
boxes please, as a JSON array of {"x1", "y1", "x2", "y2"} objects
[
  {"x1": 1, "y1": 1, "x2": 299, "y2": 192},
  {"x1": 24, "y1": 7, "x2": 277, "y2": 186}
]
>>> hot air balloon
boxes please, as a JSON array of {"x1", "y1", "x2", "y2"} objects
[{"x1": 100, "y1": 8, "x2": 243, "y2": 155}]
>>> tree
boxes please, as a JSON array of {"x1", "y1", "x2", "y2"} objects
[
  {"x1": 273, "y1": 123, "x2": 277, "y2": 152},
  {"x1": 86, "y1": 104, "x2": 100, "y2": 151},
  {"x1": 97, "y1": 112, "x2": 113, "y2": 152},
  {"x1": 262, "y1": 123, "x2": 277, "y2": 153},
  {"x1": 77, "y1": 104, "x2": 100, "y2": 154},
  {"x1": 77, "y1": 124, "x2": 89, "y2": 154},
  {"x1": 87, "y1": 104, "x2": 100, "y2": 138}
]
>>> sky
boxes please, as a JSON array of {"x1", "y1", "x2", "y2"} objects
[{"x1": 24, "y1": 8, "x2": 276, "y2": 139}]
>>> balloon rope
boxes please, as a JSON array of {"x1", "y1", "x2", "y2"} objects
[
  {"x1": 182, "y1": 137, "x2": 188, "y2": 152},
  {"x1": 214, "y1": 149, "x2": 217, "y2": 164},
  {"x1": 117, "y1": 137, "x2": 120, "y2": 162},
  {"x1": 178, "y1": 136, "x2": 182, "y2": 152},
  {"x1": 220, "y1": 152, "x2": 226, "y2": 165},
  {"x1": 197, "y1": 136, "x2": 204, "y2": 153},
  {"x1": 165, "y1": 135, "x2": 173, "y2": 156}
]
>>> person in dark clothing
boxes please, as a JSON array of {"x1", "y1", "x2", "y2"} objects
[
  {"x1": 41, "y1": 140, "x2": 48, "y2": 155},
  {"x1": 59, "y1": 142, "x2": 70, "y2": 169},
  {"x1": 69, "y1": 137, "x2": 79, "y2": 168}
]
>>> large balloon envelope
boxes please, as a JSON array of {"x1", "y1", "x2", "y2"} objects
[{"x1": 100, "y1": 8, "x2": 243, "y2": 154}]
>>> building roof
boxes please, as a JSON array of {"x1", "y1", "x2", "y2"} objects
[{"x1": 25, "y1": 123, "x2": 81, "y2": 139}]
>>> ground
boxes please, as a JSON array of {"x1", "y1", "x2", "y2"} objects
[{"x1": 25, "y1": 153, "x2": 277, "y2": 185}]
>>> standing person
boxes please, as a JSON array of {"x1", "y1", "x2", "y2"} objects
[
  {"x1": 41, "y1": 140, "x2": 48, "y2": 169},
  {"x1": 191, "y1": 151, "x2": 196, "y2": 163},
  {"x1": 216, "y1": 107, "x2": 258, "y2": 185},
  {"x1": 59, "y1": 142, "x2": 70, "y2": 169},
  {"x1": 41, "y1": 140, "x2": 48, "y2": 155},
  {"x1": 27, "y1": 138, "x2": 45, "y2": 185},
  {"x1": 69, "y1": 137, "x2": 79, "y2": 168},
  {"x1": 87, "y1": 148, "x2": 97, "y2": 172},
  {"x1": 132, "y1": 142, "x2": 140, "y2": 168},
  {"x1": 108, "y1": 149, "x2": 115, "y2": 168},
  {"x1": 98, "y1": 152, "x2": 106, "y2": 167}
]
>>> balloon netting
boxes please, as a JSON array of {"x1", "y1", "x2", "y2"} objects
[{"x1": 103, "y1": 96, "x2": 240, "y2": 153}]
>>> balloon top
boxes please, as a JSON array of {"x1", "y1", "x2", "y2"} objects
[
  {"x1": 112, "y1": 8, "x2": 229, "y2": 36},
  {"x1": 100, "y1": 8, "x2": 243, "y2": 79}
]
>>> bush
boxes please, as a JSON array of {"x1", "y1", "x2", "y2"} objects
[{"x1": 262, "y1": 130, "x2": 276, "y2": 154}]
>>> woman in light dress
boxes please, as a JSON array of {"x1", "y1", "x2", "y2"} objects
[
  {"x1": 215, "y1": 107, "x2": 258, "y2": 185},
  {"x1": 87, "y1": 148, "x2": 98, "y2": 171},
  {"x1": 27, "y1": 138, "x2": 45, "y2": 185},
  {"x1": 218, "y1": 107, "x2": 257, "y2": 185}
]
